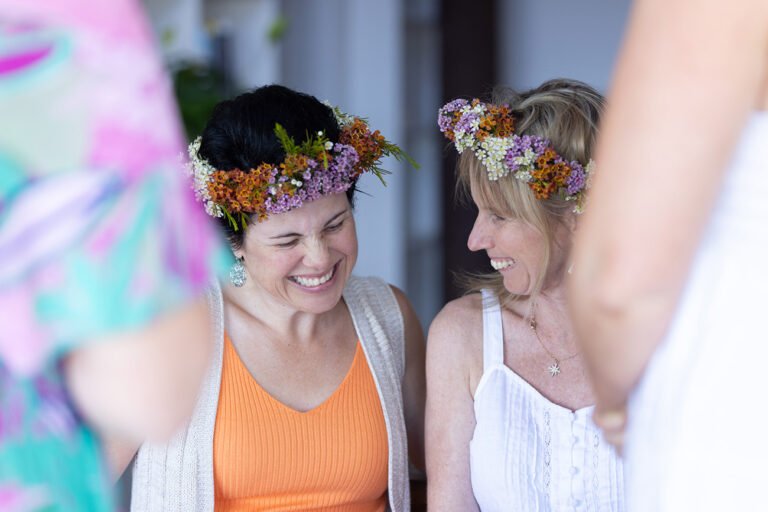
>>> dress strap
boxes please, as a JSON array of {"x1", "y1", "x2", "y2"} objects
[{"x1": 480, "y1": 289, "x2": 505, "y2": 370}]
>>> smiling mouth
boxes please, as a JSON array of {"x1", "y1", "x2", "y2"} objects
[
  {"x1": 490, "y1": 258, "x2": 515, "y2": 271},
  {"x1": 290, "y1": 264, "x2": 337, "y2": 288}
]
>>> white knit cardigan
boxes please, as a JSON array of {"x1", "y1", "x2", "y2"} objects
[{"x1": 130, "y1": 276, "x2": 410, "y2": 512}]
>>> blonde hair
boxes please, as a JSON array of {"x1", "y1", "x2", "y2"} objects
[{"x1": 456, "y1": 78, "x2": 604, "y2": 305}]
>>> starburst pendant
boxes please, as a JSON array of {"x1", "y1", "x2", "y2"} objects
[{"x1": 547, "y1": 362, "x2": 561, "y2": 377}]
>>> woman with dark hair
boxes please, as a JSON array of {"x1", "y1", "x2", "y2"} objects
[{"x1": 129, "y1": 85, "x2": 426, "y2": 512}]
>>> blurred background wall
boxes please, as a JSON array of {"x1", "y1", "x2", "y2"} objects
[{"x1": 141, "y1": 0, "x2": 631, "y2": 328}]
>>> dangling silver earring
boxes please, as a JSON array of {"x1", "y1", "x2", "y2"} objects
[
  {"x1": 230, "y1": 258, "x2": 247, "y2": 287},
  {"x1": 567, "y1": 262, "x2": 575, "y2": 275}
]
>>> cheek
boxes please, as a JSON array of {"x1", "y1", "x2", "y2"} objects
[
  {"x1": 497, "y1": 229, "x2": 528, "y2": 257},
  {"x1": 521, "y1": 239, "x2": 551, "y2": 282},
  {"x1": 247, "y1": 248, "x2": 297, "y2": 282},
  {"x1": 524, "y1": 244, "x2": 547, "y2": 271},
  {"x1": 500, "y1": 230, "x2": 547, "y2": 269},
  {"x1": 338, "y1": 225, "x2": 359, "y2": 262}
]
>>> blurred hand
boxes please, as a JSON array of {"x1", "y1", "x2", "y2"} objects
[{"x1": 593, "y1": 404, "x2": 627, "y2": 455}]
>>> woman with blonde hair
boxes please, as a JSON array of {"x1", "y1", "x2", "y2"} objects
[{"x1": 426, "y1": 79, "x2": 625, "y2": 511}]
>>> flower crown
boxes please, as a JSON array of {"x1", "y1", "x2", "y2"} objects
[
  {"x1": 438, "y1": 98, "x2": 594, "y2": 213},
  {"x1": 188, "y1": 103, "x2": 414, "y2": 229}
]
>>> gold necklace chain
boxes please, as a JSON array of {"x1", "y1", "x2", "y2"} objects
[{"x1": 528, "y1": 314, "x2": 580, "y2": 377}]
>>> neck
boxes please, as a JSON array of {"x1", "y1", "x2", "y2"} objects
[
  {"x1": 222, "y1": 281, "x2": 346, "y2": 346},
  {"x1": 526, "y1": 284, "x2": 578, "y2": 349},
  {"x1": 534, "y1": 284, "x2": 570, "y2": 315}
]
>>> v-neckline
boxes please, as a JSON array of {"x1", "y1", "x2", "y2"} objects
[{"x1": 223, "y1": 333, "x2": 361, "y2": 415}]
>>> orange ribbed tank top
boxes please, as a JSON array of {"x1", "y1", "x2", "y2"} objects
[{"x1": 213, "y1": 334, "x2": 389, "y2": 512}]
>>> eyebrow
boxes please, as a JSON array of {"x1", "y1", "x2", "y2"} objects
[{"x1": 269, "y1": 208, "x2": 349, "y2": 239}]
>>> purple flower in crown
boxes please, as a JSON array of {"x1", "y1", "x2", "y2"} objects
[
  {"x1": 437, "y1": 112, "x2": 454, "y2": 134},
  {"x1": 566, "y1": 161, "x2": 587, "y2": 195},
  {"x1": 439, "y1": 96, "x2": 596, "y2": 213},
  {"x1": 329, "y1": 143, "x2": 360, "y2": 179},
  {"x1": 442, "y1": 98, "x2": 469, "y2": 113},
  {"x1": 454, "y1": 112, "x2": 480, "y2": 137},
  {"x1": 263, "y1": 142, "x2": 360, "y2": 216},
  {"x1": 514, "y1": 134, "x2": 547, "y2": 156},
  {"x1": 504, "y1": 134, "x2": 549, "y2": 179},
  {"x1": 188, "y1": 103, "x2": 414, "y2": 228},
  {"x1": 437, "y1": 98, "x2": 470, "y2": 136}
]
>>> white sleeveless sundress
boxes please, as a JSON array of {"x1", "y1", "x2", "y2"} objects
[
  {"x1": 626, "y1": 113, "x2": 768, "y2": 511},
  {"x1": 470, "y1": 290, "x2": 625, "y2": 511}
]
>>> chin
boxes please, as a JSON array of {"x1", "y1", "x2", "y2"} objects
[{"x1": 295, "y1": 289, "x2": 345, "y2": 315}]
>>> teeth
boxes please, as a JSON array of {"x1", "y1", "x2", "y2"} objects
[
  {"x1": 293, "y1": 268, "x2": 334, "y2": 288},
  {"x1": 490, "y1": 259, "x2": 514, "y2": 271}
]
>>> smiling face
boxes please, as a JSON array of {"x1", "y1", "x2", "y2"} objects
[
  {"x1": 467, "y1": 202, "x2": 547, "y2": 296},
  {"x1": 467, "y1": 183, "x2": 573, "y2": 297},
  {"x1": 234, "y1": 192, "x2": 358, "y2": 315}
]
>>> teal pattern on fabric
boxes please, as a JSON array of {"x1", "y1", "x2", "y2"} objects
[
  {"x1": 0, "y1": 2, "x2": 232, "y2": 510},
  {"x1": 0, "y1": 364, "x2": 113, "y2": 511},
  {"x1": 0, "y1": 28, "x2": 72, "y2": 93},
  {"x1": 0, "y1": 154, "x2": 24, "y2": 206}
]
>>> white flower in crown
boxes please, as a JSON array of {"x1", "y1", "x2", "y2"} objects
[
  {"x1": 461, "y1": 103, "x2": 484, "y2": 133},
  {"x1": 510, "y1": 148, "x2": 537, "y2": 183},
  {"x1": 515, "y1": 148, "x2": 537, "y2": 169},
  {"x1": 514, "y1": 169, "x2": 531, "y2": 182},
  {"x1": 477, "y1": 136, "x2": 512, "y2": 181},
  {"x1": 323, "y1": 100, "x2": 354, "y2": 127},
  {"x1": 187, "y1": 136, "x2": 223, "y2": 218},
  {"x1": 453, "y1": 102, "x2": 489, "y2": 154},
  {"x1": 455, "y1": 131, "x2": 475, "y2": 153},
  {"x1": 463, "y1": 102, "x2": 486, "y2": 117},
  {"x1": 439, "y1": 96, "x2": 593, "y2": 214}
]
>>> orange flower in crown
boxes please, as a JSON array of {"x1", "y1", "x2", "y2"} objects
[
  {"x1": 438, "y1": 98, "x2": 594, "y2": 212},
  {"x1": 187, "y1": 104, "x2": 417, "y2": 229}
]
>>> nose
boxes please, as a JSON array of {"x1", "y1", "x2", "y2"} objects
[
  {"x1": 303, "y1": 235, "x2": 332, "y2": 269},
  {"x1": 467, "y1": 215, "x2": 492, "y2": 252}
]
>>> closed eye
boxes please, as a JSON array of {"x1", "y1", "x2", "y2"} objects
[
  {"x1": 324, "y1": 220, "x2": 344, "y2": 233},
  {"x1": 275, "y1": 239, "x2": 299, "y2": 248},
  {"x1": 490, "y1": 212, "x2": 507, "y2": 223}
]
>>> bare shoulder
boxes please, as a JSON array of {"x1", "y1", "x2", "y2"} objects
[
  {"x1": 427, "y1": 293, "x2": 484, "y2": 372},
  {"x1": 429, "y1": 294, "x2": 483, "y2": 343}
]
